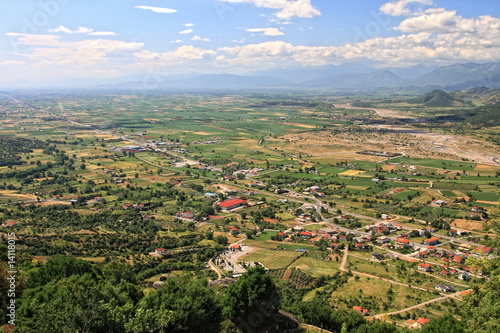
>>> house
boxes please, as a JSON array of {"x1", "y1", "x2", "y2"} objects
[
  {"x1": 432, "y1": 199, "x2": 446, "y2": 206},
  {"x1": 381, "y1": 213, "x2": 390, "y2": 220},
  {"x1": 4, "y1": 221, "x2": 18, "y2": 228},
  {"x1": 218, "y1": 198, "x2": 246, "y2": 211},
  {"x1": 155, "y1": 248, "x2": 168, "y2": 256},
  {"x1": 435, "y1": 284, "x2": 455, "y2": 292},
  {"x1": 309, "y1": 238, "x2": 317, "y2": 244},
  {"x1": 426, "y1": 227, "x2": 436, "y2": 233},
  {"x1": 353, "y1": 306, "x2": 368, "y2": 316},
  {"x1": 229, "y1": 244, "x2": 241, "y2": 251},
  {"x1": 204, "y1": 192, "x2": 217, "y2": 198},
  {"x1": 122, "y1": 203, "x2": 132, "y2": 209},
  {"x1": 474, "y1": 245, "x2": 493, "y2": 255},
  {"x1": 396, "y1": 238, "x2": 411, "y2": 248},
  {"x1": 372, "y1": 252, "x2": 382, "y2": 260},
  {"x1": 417, "y1": 251, "x2": 426, "y2": 258},
  {"x1": 424, "y1": 237, "x2": 440, "y2": 245},
  {"x1": 453, "y1": 256, "x2": 464, "y2": 264},
  {"x1": 449, "y1": 229, "x2": 457, "y2": 236},
  {"x1": 300, "y1": 231, "x2": 313, "y2": 239},
  {"x1": 94, "y1": 196, "x2": 102, "y2": 202},
  {"x1": 418, "y1": 263, "x2": 431, "y2": 272},
  {"x1": 355, "y1": 243, "x2": 366, "y2": 250},
  {"x1": 331, "y1": 243, "x2": 340, "y2": 249},
  {"x1": 427, "y1": 246, "x2": 437, "y2": 253},
  {"x1": 338, "y1": 235, "x2": 348, "y2": 242},
  {"x1": 471, "y1": 206, "x2": 479, "y2": 213},
  {"x1": 318, "y1": 227, "x2": 338, "y2": 235},
  {"x1": 182, "y1": 211, "x2": 195, "y2": 219},
  {"x1": 277, "y1": 232, "x2": 286, "y2": 239},
  {"x1": 458, "y1": 272, "x2": 469, "y2": 280},
  {"x1": 417, "y1": 318, "x2": 430, "y2": 326}
]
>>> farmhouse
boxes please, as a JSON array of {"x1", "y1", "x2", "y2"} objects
[
  {"x1": 424, "y1": 237, "x2": 440, "y2": 246},
  {"x1": 155, "y1": 248, "x2": 169, "y2": 256},
  {"x1": 432, "y1": 199, "x2": 446, "y2": 206},
  {"x1": 300, "y1": 231, "x2": 313, "y2": 239},
  {"x1": 396, "y1": 238, "x2": 411, "y2": 248},
  {"x1": 353, "y1": 306, "x2": 368, "y2": 316},
  {"x1": 229, "y1": 244, "x2": 241, "y2": 251},
  {"x1": 435, "y1": 284, "x2": 455, "y2": 293},
  {"x1": 218, "y1": 198, "x2": 246, "y2": 211},
  {"x1": 474, "y1": 245, "x2": 493, "y2": 255},
  {"x1": 418, "y1": 263, "x2": 431, "y2": 272}
]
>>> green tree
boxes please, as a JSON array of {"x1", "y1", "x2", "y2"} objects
[
  {"x1": 420, "y1": 313, "x2": 465, "y2": 333},
  {"x1": 462, "y1": 221, "x2": 500, "y2": 333},
  {"x1": 128, "y1": 278, "x2": 222, "y2": 333},
  {"x1": 223, "y1": 266, "x2": 280, "y2": 332}
]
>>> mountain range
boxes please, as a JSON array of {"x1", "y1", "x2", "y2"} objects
[{"x1": 3, "y1": 62, "x2": 500, "y2": 92}]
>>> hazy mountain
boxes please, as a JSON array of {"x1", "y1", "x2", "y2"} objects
[
  {"x1": 302, "y1": 70, "x2": 405, "y2": 89},
  {"x1": 2, "y1": 61, "x2": 500, "y2": 92},
  {"x1": 411, "y1": 62, "x2": 500, "y2": 89}
]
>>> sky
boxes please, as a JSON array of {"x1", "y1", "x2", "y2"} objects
[{"x1": 0, "y1": 0, "x2": 499, "y2": 84}]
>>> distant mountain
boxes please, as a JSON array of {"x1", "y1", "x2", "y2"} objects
[
  {"x1": 411, "y1": 62, "x2": 500, "y2": 90},
  {"x1": 3, "y1": 61, "x2": 500, "y2": 92},
  {"x1": 451, "y1": 86, "x2": 500, "y2": 104},
  {"x1": 409, "y1": 89, "x2": 464, "y2": 107},
  {"x1": 302, "y1": 70, "x2": 405, "y2": 89}
]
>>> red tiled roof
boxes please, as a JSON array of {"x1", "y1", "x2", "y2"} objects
[
  {"x1": 417, "y1": 318, "x2": 430, "y2": 325},
  {"x1": 219, "y1": 198, "x2": 246, "y2": 208}
]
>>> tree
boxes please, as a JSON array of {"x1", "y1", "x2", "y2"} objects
[
  {"x1": 128, "y1": 279, "x2": 222, "y2": 333},
  {"x1": 223, "y1": 266, "x2": 280, "y2": 332},
  {"x1": 420, "y1": 313, "x2": 465, "y2": 333},
  {"x1": 462, "y1": 221, "x2": 500, "y2": 333}
]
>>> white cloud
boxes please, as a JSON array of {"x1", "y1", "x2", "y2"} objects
[
  {"x1": 134, "y1": 6, "x2": 177, "y2": 14},
  {"x1": 184, "y1": 23, "x2": 194, "y2": 27},
  {"x1": 171, "y1": 39, "x2": 184, "y2": 43},
  {"x1": 192, "y1": 36, "x2": 211, "y2": 42},
  {"x1": 246, "y1": 28, "x2": 284, "y2": 36},
  {"x1": 220, "y1": 0, "x2": 321, "y2": 20},
  {"x1": 49, "y1": 26, "x2": 94, "y2": 34},
  {"x1": 179, "y1": 29, "x2": 194, "y2": 34},
  {"x1": 380, "y1": 0, "x2": 433, "y2": 17},
  {"x1": 0, "y1": 60, "x2": 25, "y2": 66},
  {"x1": 397, "y1": 10, "x2": 500, "y2": 35},
  {"x1": 89, "y1": 31, "x2": 117, "y2": 36}
]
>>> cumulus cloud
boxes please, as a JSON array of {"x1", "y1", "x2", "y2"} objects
[
  {"x1": 184, "y1": 23, "x2": 194, "y2": 27},
  {"x1": 179, "y1": 29, "x2": 194, "y2": 34},
  {"x1": 49, "y1": 26, "x2": 94, "y2": 34},
  {"x1": 220, "y1": 0, "x2": 321, "y2": 20},
  {"x1": 134, "y1": 6, "x2": 177, "y2": 14},
  {"x1": 192, "y1": 36, "x2": 211, "y2": 42},
  {"x1": 246, "y1": 27, "x2": 284, "y2": 36},
  {"x1": 397, "y1": 10, "x2": 500, "y2": 35},
  {"x1": 380, "y1": 0, "x2": 433, "y2": 17}
]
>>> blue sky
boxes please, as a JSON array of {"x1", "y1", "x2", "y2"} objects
[{"x1": 0, "y1": 0, "x2": 499, "y2": 84}]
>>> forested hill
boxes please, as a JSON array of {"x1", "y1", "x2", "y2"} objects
[
  {"x1": 409, "y1": 89, "x2": 467, "y2": 107},
  {"x1": 466, "y1": 102, "x2": 500, "y2": 127}
]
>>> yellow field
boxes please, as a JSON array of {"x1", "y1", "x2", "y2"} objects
[{"x1": 339, "y1": 170, "x2": 366, "y2": 176}]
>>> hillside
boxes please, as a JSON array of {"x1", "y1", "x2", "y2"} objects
[
  {"x1": 409, "y1": 89, "x2": 466, "y2": 107},
  {"x1": 466, "y1": 102, "x2": 500, "y2": 127}
]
